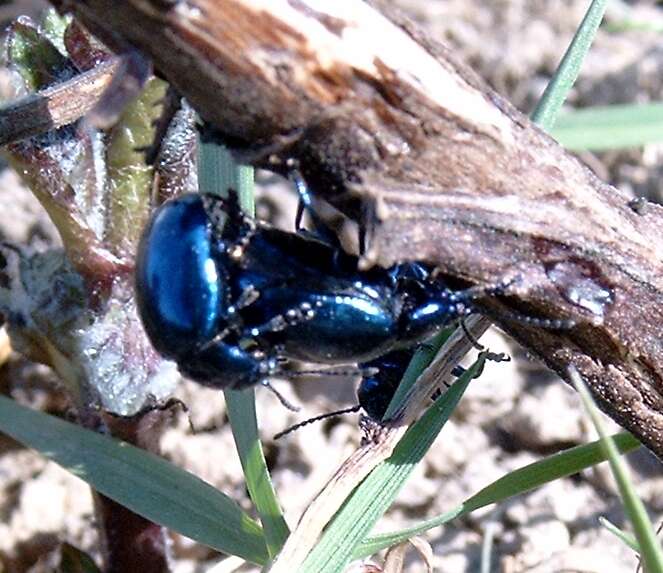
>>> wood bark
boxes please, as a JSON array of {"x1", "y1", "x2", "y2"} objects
[
  {"x1": 47, "y1": 0, "x2": 663, "y2": 458},
  {"x1": 0, "y1": 59, "x2": 119, "y2": 145}
]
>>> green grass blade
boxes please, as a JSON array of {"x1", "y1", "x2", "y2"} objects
[
  {"x1": 299, "y1": 358, "x2": 483, "y2": 573},
  {"x1": 531, "y1": 0, "x2": 607, "y2": 130},
  {"x1": 604, "y1": 19, "x2": 663, "y2": 34},
  {"x1": 357, "y1": 432, "x2": 640, "y2": 557},
  {"x1": 599, "y1": 516, "x2": 640, "y2": 553},
  {"x1": 225, "y1": 389, "x2": 290, "y2": 556},
  {"x1": 551, "y1": 102, "x2": 663, "y2": 150},
  {"x1": 198, "y1": 139, "x2": 288, "y2": 556},
  {"x1": 384, "y1": 327, "x2": 453, "y2": 420},
  {"x1": 480, "y1": 522, "x2": 498, "y2": 573},
  {"x1": 198, "y1": 139, "x2": 254, "y2": 212},
  {"x1": 571, "y1": 369, "x2": 663, "y2": 573},
  {"x1": 0, "y1": 395, "x2": 268, "y2": 564}
]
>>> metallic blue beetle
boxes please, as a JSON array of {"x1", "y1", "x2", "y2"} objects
[{"x1": 135, "y1": 192, "x2": 479, "y2": 390}]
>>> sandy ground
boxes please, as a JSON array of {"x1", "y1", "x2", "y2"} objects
[{"x1": 0, "y1": 1, "x2": 662, "y2": 572}]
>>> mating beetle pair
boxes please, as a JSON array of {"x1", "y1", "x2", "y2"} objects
[{"x1": 135, "y1": 191, "x2": 488, "y2": 396}]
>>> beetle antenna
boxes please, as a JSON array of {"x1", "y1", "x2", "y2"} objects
[
  {"x1": 279, "y1": 366, "x2": 379, "y2": 380},
  {"x1": 273, "y1": 405, "x2": 362, "y2": 440},
  {"x1": 260, "y1": 380, "x2": 301, "y2": 411},
  {"x1": 499, "y1": 313, "x2": 576, "y2": 329},
  {"x1": 455, "y1": 281, "x2": 576, "y2": 330}
]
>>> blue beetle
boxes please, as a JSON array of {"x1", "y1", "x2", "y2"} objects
[
  {"x1": 135, "y1": 192, "x2": 484, "y2": 390},
  {"x1": 135, "y1": 194, "x2": 279, "y2": 389},
  {"x1": 200, "y1": 193, "x2": 477, "y2": 361}
]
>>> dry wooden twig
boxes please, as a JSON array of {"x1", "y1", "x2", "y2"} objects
[
  {"x1": 0, "y1": 58, "x2": 119, "y2": 145},
  {"x1": 41, "y1": 0, "x2": 663, "y2": 458}
]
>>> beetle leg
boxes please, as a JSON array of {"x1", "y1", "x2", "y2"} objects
[
  {"x1": 235, "y1": 285, "x2": 260, "y2": 309},
  {"x1": 289, "y1": 169, "x2": 342, "y2": 248},
  {"x1": 247, "y1": 300, "x2": 318, "y2": 338},
  {"x1": 460, "y1": 317, "x2": 485, "y2": 350},
  {"x1": 201, "y1": 192, "x2": 258, "y2": 259}
]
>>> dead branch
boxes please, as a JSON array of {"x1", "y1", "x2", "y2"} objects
[
  {"x1": 0, "y1": 58, "x2": 118, "y2": 145},
  {"x1": 45, "y1": 0, "x2": 663, "y2": 458}
]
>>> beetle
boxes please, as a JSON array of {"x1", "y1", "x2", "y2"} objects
[
  {"x1": 134, "y1": 192, "x2": 488, "y2": 391},
  {"x1": 134, "y1": 193, "x2": 279, "y2": 390}
]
